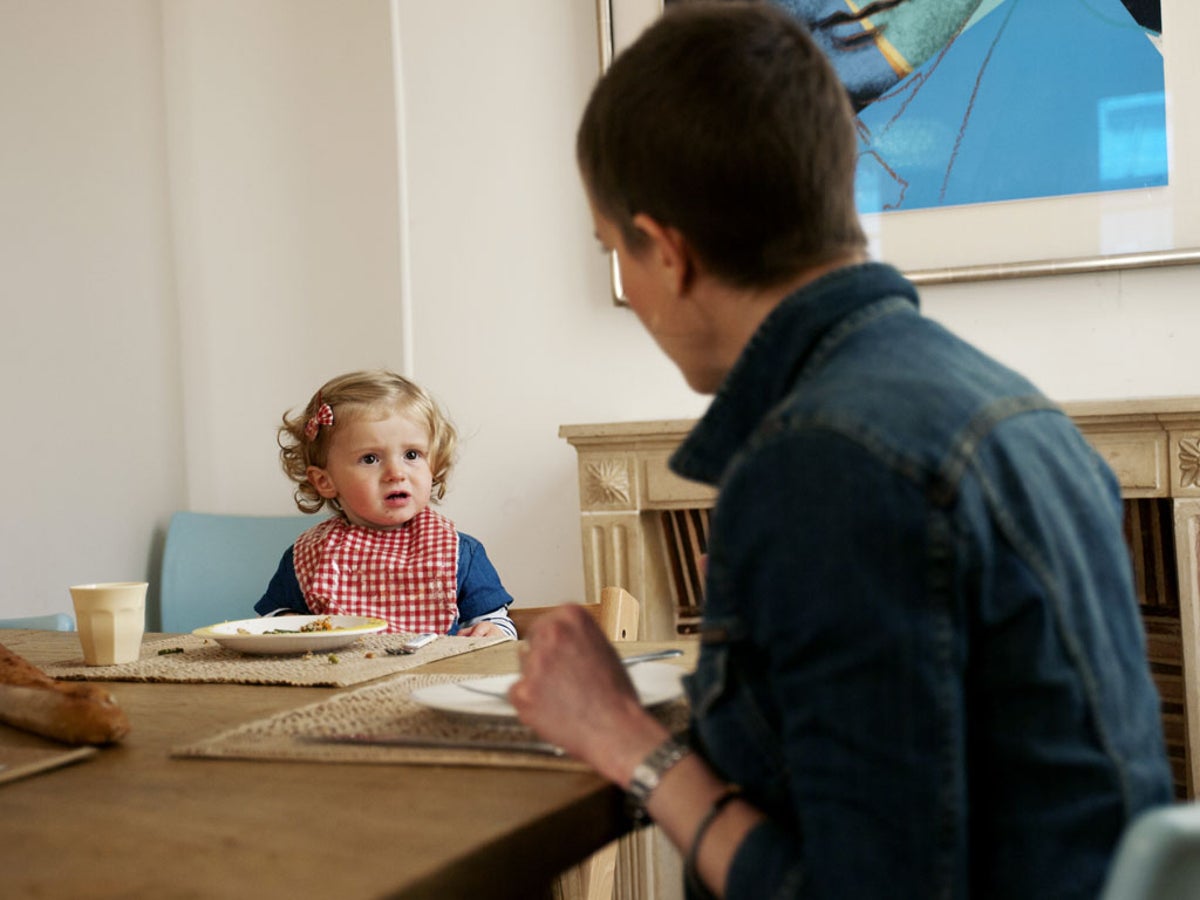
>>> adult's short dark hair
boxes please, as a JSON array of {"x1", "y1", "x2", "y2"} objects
[{"x1": 577, "y1": 0, "x2": 867, "y2": 289}]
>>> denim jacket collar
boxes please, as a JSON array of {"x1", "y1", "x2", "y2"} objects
[{"x1": 670, "y1": 261, "x2": 918, "y2": 486}]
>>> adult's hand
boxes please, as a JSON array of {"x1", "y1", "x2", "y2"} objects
[{"x1": 507, "y1": 605, "x2": 671, "y2": 785}]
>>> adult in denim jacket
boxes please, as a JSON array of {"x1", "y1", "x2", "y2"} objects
[{"x1": 508, "y1": 4, "x2": 1172, "y2": 899}]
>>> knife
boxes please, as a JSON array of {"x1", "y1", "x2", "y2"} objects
[{"x1": 299, "y1": 732, "x2": 566, "y2": 756}]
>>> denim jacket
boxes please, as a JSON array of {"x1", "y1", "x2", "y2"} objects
[{"x1": 671, "y1": 263, "x2": 1172, "y2": 900}]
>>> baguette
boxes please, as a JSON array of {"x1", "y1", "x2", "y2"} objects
[{"x1": 0, "y1": 642, "x2": 130, "y2": 745}]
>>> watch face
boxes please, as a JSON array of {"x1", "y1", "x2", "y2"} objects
[{"x1": 629, "y1": 739, "x2": 691, "y2": 804}]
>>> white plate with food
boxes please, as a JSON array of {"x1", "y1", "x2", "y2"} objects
[
  {"x1": 411, "y1": 660, "x2": 686, "y2": 721},
  {"x1": 192, "y1": 615, "x2": 388, "y2": 655}
]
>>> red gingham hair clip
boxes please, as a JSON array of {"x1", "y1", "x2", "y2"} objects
[{"x1": 304, "y1": 397, "x2": 334, "y2": 440}]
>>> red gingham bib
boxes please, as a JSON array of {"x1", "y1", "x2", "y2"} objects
[{"x1": 293, "y1": 508, "x2": 459, "y2": 634}]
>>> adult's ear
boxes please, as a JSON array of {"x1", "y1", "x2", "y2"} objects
[
  {"x1": 306, "y1": 465, "x2": 339, "y2": 499},
  {"x1": 631, "y1": 213, "x2": 695, "y2": 296}
]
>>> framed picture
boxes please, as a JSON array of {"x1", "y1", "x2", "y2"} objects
[{"x1": 595, "y1": 0, "x2": 1200, "y2": 290}]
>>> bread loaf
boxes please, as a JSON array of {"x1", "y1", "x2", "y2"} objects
[{"x1": 0, "y1": 642, "x2": 130, "y2": 745}]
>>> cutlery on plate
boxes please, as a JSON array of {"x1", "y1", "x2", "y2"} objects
[
  {"x1": 299, "y1": 733, "x2": 565, "y2": 756},
  {"x1": 454, "y1": 648, "x2": 685, "y2": 698}
]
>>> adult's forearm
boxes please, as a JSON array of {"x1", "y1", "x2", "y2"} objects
[
  {"x1": 641, "y1": 753, "x2": 766, "y2": 899},
  {"x1": 590, "y1": 705, "x2": 765, "y2": 900}
]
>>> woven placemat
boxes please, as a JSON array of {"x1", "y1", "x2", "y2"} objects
[
  {"x1": 41, "y1": 633, "x2": 511, "y2": 688},
  {"x1": 173, "y1": 672, "x2": 690, "y2": 772}
]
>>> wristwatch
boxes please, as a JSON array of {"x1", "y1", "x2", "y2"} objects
[{"x1": 626, "y1": 737, "x2": 692, "y2": 820}]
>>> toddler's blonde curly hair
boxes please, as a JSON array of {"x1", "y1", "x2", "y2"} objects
[{"x1": 278, "y1": 369, "x2": 458, "y2": 515}]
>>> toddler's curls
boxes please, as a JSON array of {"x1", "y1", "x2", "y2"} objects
[{"x1": 278, "y1": 369, "x2": 458, "y2": 515}]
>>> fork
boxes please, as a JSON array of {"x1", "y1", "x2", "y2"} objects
[{"x1": 385, "y1": 633, "x2": 438, "y2": 656}]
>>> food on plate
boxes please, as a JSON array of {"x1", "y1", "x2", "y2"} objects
[
  {"x1": 298, "y1": 617, "x2": 335, "y2": 632},
  {"x1": 238, "y1": 616, "x2": 342, "y2": 636},
  {"x1": 261, "y1": 616, "x2": 339, "y2": 634},
  {"x1": 0, "y1": 642, "x2": 130, "y2": 745}
]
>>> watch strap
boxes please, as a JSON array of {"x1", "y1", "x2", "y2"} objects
[{"x1": 627, "y1": 737, "x2": 691, "y2": 817}]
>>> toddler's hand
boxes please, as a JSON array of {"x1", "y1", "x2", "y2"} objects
[{"x1": 458, "y1": 621, "x2": 506, "y2": 638}]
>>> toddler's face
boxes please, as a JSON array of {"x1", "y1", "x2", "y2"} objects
[{"x1": 306, "y1": 409, "x2": 433, "y2": 530}]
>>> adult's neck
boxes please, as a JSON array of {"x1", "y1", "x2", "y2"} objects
[{"x1": 691, "y1": 252, "x2": 868, "y2": 390}]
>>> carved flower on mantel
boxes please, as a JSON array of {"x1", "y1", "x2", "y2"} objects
[
  {"x1": 1180, "y1": 436, "x2": 1200, "y2": 489},
  {"x1": 584, "y1": 458, "x2": 631, "y2": 506}
]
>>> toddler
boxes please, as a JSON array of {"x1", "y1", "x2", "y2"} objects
[{"x1": 255, "y1": 369, "x2": 516, "y2": 638}]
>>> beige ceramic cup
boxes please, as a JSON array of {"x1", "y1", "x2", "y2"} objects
[{"x1": 69, "y1": 581, "x2": 148, "y2": 666}]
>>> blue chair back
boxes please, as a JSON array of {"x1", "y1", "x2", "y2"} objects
[
  {"x1": 156, "y1": 511, "x2": 315, "y2": 633},
  {"x1": 1101, "y1": 802, "x2": 1200, "y2": 900},
  {"x1": 0, "y1": 613, "x2": 76, "y2": 632}
]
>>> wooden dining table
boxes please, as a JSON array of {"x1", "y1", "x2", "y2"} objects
[{"x1": 0, "y1": 629, "x2": 696, "y2": 899}]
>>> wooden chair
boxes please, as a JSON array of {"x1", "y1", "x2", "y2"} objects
[
  {"x1": 508, "y1": 586, "x2": 640, "y2": 900},
  {"x1": 507, "y1": 585, "x2": 640, "y2": 642}
]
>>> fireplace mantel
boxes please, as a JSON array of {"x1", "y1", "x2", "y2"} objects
[{"x1": 561, "y1": 396, "x2": 1200, "y2": 799}]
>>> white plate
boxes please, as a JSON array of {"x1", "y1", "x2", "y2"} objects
[
  {"x1": 411, "y1": 660, "x2": 686, "y2": 721},
  {"x1": 193, "y1": 615, "x2": 388, "y2": 655}
]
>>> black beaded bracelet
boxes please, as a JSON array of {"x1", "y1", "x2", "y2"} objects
[{"x1": 684, "y1": 785, "x2": 743, "y2": 900}]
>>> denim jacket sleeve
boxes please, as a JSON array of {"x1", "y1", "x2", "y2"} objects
[
  {"x1": 253, "y1": 547, "x2": 310, "y2": 617},
  {"x1": 455, "y1": 534, "x2": 514, "y2": 619},
  {"x1": 690, "y1": 426, "x2": 964, "y2": 900}
]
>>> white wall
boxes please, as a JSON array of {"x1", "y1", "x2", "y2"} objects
[
  {"x1": 1, "y1": 0, "x2": 1196, "y2": 622},
  {"x1": 161, "y1": 0, "x2": 407, "y2": 513},
  {"x1": 922, "y1": 265, "x2": 1200, "y2": 403},
  {"x1": 0, "y1": 1, "x2": 184, "y2": 615},
  {"x1": 391, "y1": 2, "x2": 705, "y2": 608}
]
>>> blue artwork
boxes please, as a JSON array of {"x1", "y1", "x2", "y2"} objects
[{"x1": 771, "y1": 0, "x2": 1167, "y2": 213}]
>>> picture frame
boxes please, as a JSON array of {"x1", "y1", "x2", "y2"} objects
[{"x1": 595, "y1": 0, "x2": 1200, "y2": 294}]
